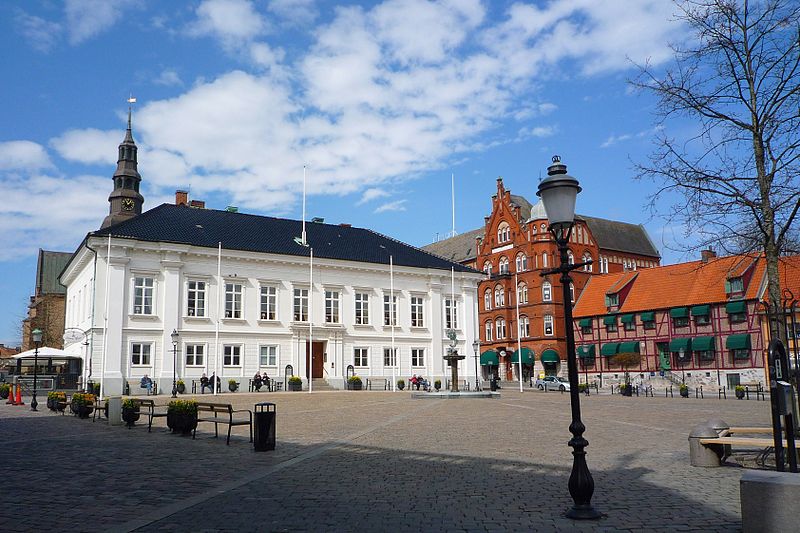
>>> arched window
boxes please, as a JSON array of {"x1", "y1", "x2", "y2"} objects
[
  {"x1": 499, "y1": 256, "x2": 509, "y2": 274},
  {"x1": 569, "y1": 282, "x2": 575, "y2": 303},
  {"x1": 544, "y1": 315, "x2": 554, "y2": 336},
  {"x1": 542, "y1": 281, "x2": 552, "y2": 302},
  {"x1": 494, "y1": 285, "x2": 505, "y2": 307},
  {"x1": 484, "y1": 289, "x2": 492, "y2": 311},
  {"x1": 567, "y1": 250, "x2": 575, "y2": 265},
  {"x1": 517, "y1": 282, "x2": 528, "y2": 304},
  {"x1": 497, "y1": 222, "x2": 511, "y2": 243},
  {"x1": 532, "y1": 224, "x2": 537, "y2": 234},
  {"x1": 485, "y1": 321, "x2": 493, "y2": 342},
  {"x1": 540, "y1": 223, "x2": 547, "y2": 232},
  {"x1": 583, "y1": 253, "x2": 592, "y2": 272},
  {"x1": 483, "y1": 261, "x2": 492, "y2": 276},
  {"x1": 519, "y1": 316, "x2": 530, "y2": 338},
  {"x1": 516, "y1": 253, "x2": 528, "y2": 272},
  {"x1": 496, "y1": 318, "x2": 506, "y2": 339},
  {"x1": 542, "y1": 253, "x2": 548, "y2": 268}
]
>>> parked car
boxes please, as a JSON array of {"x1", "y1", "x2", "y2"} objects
[{"x1": 535, "y1": 376, "x2": 570, "y2": 391}]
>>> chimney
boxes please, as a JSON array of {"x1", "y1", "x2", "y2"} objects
[
  {"x1": 175, "y1": 190, "x2": 189, "y2": 206},
  {"x1": 339, "y1": 223, "x2": 351, "y2": 227},
  {"x1": 189, "y1": 200, "x2": 205, "y2": 209},
  {"x1": 701, "y1": 248, "x2": 716, "y2": 263}
]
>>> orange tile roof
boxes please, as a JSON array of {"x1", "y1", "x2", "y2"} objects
[
  {"x1": 574, "y1": 254, "x2": 770, "y2": 317},
  {"x1": 778, "y1": 256, "x2": 800, "y2": 302}
]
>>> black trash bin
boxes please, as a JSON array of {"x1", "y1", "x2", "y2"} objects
[
  {"x1": 253, "y1": 402, "x2": 276, "y2": 451},
  {"x1": 490, "y1": 376, "x2": 498, "y2": 392}
]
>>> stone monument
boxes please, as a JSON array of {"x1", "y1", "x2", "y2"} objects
[{"x1": 443, "y1": 329, "x2": 466, "y2": 392}]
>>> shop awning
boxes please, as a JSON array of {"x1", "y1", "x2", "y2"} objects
[
  {"x1": 511, "y1": 348, "x2": 535, "y2": 365},
  {"x1": 620, "y1": 314, "x2": 635, "y2": 324},
  {"x1": 600, "y1": 343, "x2": 620, "y2": 356},
  {"x1": 725, "y1": 300, "x2": 747, "y2": 314},
  {"x1": 617, "y1": 341, "x2": 640, "y2": 353},
  {"x1": 640, "y1": 311, "x2": 655, "y2": 322},
  {"x1": 692, "y1": 336, "x2": 716, "y2": 351},
  {"x1": 603, "y1": 315, "x2": 617, "y2": 326},
  {"x1": 691, "y1": 305, "x2": 710, "y2": 317},
  {"x1": 540, "y1": 349, "x2": 559, "y2": 363},
  {"x1": 480, "y1": 350, "x2": 499, "y2": 366},
  {"x1": 670, "y1": 307, "x2": 689, "y2": 318},
  {"x1": 669, "y1": 338, "x2": 692, "y2": 352},
  {"x1": 577, "y1": 345, "x2": 596, "y2": 358},
  {"x1": 726, "y1": 334, "x2": 751, "y2": 350},
  {"x1": 578, "y1": 318, "x2": 592, "y2": 328}
]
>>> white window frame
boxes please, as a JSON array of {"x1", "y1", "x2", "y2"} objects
[
  {"x1": 224, "y1": 282, "x2": 243, "y2": 319},
  {"x1": 133, "y1": 275, "x2": 155, "y2": 315},
  {"x1": 445, "y1": 297, "x2": 459, "y2": 330},
  {"x1": 384, "y1": 294, "x2": 397, "y2": 326},
  {"x1": 485, "y1": 321, "x2": 493, "y2": 342},
  {"x1": 410, "y1": 296, "x2": 425, "y2": 327},
  {"x1": 131, "y1": 342, "x2": 152, "y2": 366},
  {"x1": 383, "y1": 347, "x2": 398, "y2": 367},
  {"x1": 186, "y1": 280, "x2": 206, "y2": 317},
  {"x1": 260, "y1": 285, "x2": 277, "y2": 321},
  {"x1": 293, "y1": 288, "x2": 309, "y2": 322},
  {"x1": 542, "y1": 281, "x2": 552, "y2": 302},
  {"x1": 185, "y1": 343, "x2": 205, "y2": 367},
  {"x1": 484, "y1": 261, "x2": 492, "y2": 276},
  {"x1": 411, "y1": 348, "x2": 425, "y2": 367},
  {"x1": 544, "y1": 315, "x2": 554, "y2": 336},
  {"x1": 355, "y1": 292, "x2": 370, "y2": 325},
  {"x1": 518, "y1": 283, "x2": 528, "y2": 304},
  {"x1": 259, "y1": 345, "x2": 278, "y2": 367},
  {"x1": 516, "y1": 253, "x2": 528, "y2": 272},
  {"x1": 498, "y1": 222, "x2": 511, "y2": 243},
  {"x1": 494, "y1": 286, "x2": 504, "y2": 307},
  {"x1": 583, "y1": 253, "x2": 593, "y2": 272},
  {"x1": 325, "y1": 289, "x2": 341, "y2": 324},
  {"x1": 519, "y1": 316, "x2": 530, "y2": 338},
  {"x1": 484, "y1": 289, "x2": 492, "y2": 311},
  {"x1": 223, "y1": 344, "x2": 242, "y2": 367},
  {"x1": 354, "y1": 347, "x2": 369, "y2": 367},
  {"x1": 496, "y1": 318, "x2": 506, "y2": 339},
  {"x1": 499, "y1": 257, "x2": 509, "y2": 274}
]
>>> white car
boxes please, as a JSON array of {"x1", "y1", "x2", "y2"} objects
[{"x1": 535, "y1": 376, "x2": 570, "y2": 391}]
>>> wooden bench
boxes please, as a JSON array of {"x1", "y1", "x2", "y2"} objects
[
  {"x1": 366, "y1": 378, "x2": 389, "y2": 391},
  {"x1": 92, "y1": 398, "x2": 108, "y2": 422},
  {"x1": 125, "y1": 379, "x2": 158, "y2": 396},
  {"x1": 700, "y1": 427, "x2": 794, "y2": 465},
  {"x1": 193, "y1": 402, "x2": 253, "y2": 445},
  {"x1": 129, "y1": 399, "x2": 168, "y2": 432}
]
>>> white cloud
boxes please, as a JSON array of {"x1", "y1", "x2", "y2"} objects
[
  {"x1": 64, "y1": 0, "x2": 137, "y2": 45},
  {"x1": 188, "y1": 0, "x2": 268, "y2": 45},
  {"x1": 15, "y1": 12, "x2": 62, "y2": 52},
  {"x1": 374, "y1": 200, "x2": 407, "y2": 213},
  {"x1": 357, "y1": 188, "x2": 391, "y2": 205},
  {"x1": 154, "y1": 69, "x2": 183, "y2": 87},
  {"x1": 0, "y1": 141, "x2": 53, "y2": 171},
  {"x1": 268, "y1": 0, "x2": 319, "y2": 25},
  {"x1": 50, "y1": 128, "x2": 122, "y2": 165}
]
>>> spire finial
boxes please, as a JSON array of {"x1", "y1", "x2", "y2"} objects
[{"x1": 125, "y1": 95, "x2": 136, "y2": 142}]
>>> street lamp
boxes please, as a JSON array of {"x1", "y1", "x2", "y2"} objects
[
  {"x1": 472, "y1": 340, "x2": 480, "y2": 391},
  {"x1": 31, "y1": 328, "x2": 43, "y2": 411},
  {"x1": 171, "y1": 329, "x2": 179, "y2": 398},
  {"x1": 537, "y1": 155, "x2": 600, "y2": 520}
]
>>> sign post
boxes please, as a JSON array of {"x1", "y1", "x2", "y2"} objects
[{"x1": 767, "y1": 339, "x2": 798, "y2": 472}]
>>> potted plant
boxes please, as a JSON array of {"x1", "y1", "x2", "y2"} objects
[
  {"x1": 578, "y1": 383, "x2": 589, "y2": 394},
  {"x1": 92, "y1": 383, "x2": 101, "y2": 395},
  {"x1": 0, "y1": 383, "x2": 9, "y2": 400},
  {"x1": 166, "y1": 399, "x2": 198, "y2": 435},
  {"x1": 679, "y1": 383, "x2": 690, "y2": 398},
  {"x1": 71, "y1": 393, "x2": 95, "y2": 419},
  {"x1": 176, "y1": 380, "x2": 186, "y2": 394},
  {"x1": 288, "y1": 376, "x2": 303, "y2": 391},
  {"x1": 434, "y1": 379, "x2": 441, "y2": 392},
  {"x1": 52, "y1": 391, "x2": 67, "y2": 412},
  {"x1": 46, "y1": 391, "x2": 57, "y2": 411},
  {"x1": 735, "y1": 385, "x2": 745, "y2": 399},
  {"x1": 121, "y1": 398, "x2": 140, "y2": 428},
  {"x1": 397, "y1": 379, "x2": 405, "y2": 391},
  {"x1": 618, "y1": 383, "x2": 629, "y2": 396},
  {"x1": 228, "y1": 379, "x2": 239, "y2": 392},
  {"x1": 347, "y1": 376, "x2": 363, "y2": 390}
]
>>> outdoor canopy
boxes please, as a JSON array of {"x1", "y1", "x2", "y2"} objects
[
  {"x1": 692, "y1": 336, "x2": 716, "y2": 351},
  {"x1": 480, "y1": 350, "x2": 499, "y2": 366},
  {"x1": 577, "y1": 345, "x2": 596, "y2": 358},
  {"x1": 511, "y1": 347, "x2": 534, "y2": 364},
  {"x1": 603, "y1": 315, "x2": 617, "y2": 326},
  {"x1": 726, "y1": 334, "x2": 751, "y2": 350},
  {"x1": 620, "y1": 314, "x2": 635, "y2": 324},
  {"x1": 726, "y1": 301, "x2": 747, "y2": 314},
  {"x1": 578, "y1": 318, "x2": 592, "y2": 327},
  {"x1": 617, "y1": 341, "x2": 640, "y2": 353},
  {"x1": 691, "y1": 305, "x2": 710, "y2": 316},
  {"x1": 669, "y1": 338, "x2": 691, "y2": 352},
  {"x1": 540, "y1": 349, "x2": 559, "y2": 363},
  {"x1": 670, "y1": 307, "x2": 689, "y2": 318},
  {"x1": 640, "y1": 311, "x2": 655, "y2": 322},
  {"x1": 12, "y1": 347, "x2": 79, "y2": 359},
  {"x1": 600, "y1": 343, "x2": 619, "y2": 356}
]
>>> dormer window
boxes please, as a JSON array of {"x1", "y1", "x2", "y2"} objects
[
  {"x1": 726, "y1": 277, "x2": 744, "y2": 294},
  {"x1": 497, "y1": 222, "x2": 511, "y2": 243},
  {"x1": 605, "y1": 293, "x2": 619, "y2": 308}
]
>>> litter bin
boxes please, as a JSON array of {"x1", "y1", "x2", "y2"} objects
[
  {"x1": 490, "y1": 376, "x2": 498, "y2": 392},
  {"x1": 254, "y1": 402, "x2": 276, "y2": 451}
]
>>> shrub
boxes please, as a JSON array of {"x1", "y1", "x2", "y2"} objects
[
  {"x1": 288, "y1": 376, "x2": 302, "y2": 384},
  {"x1": 735, "y1": 385, "x2": 745, "y2": 393},
  {"x1": 578, "y1": 383, "x2": 589, "y2": 392},
  {"x1": 122, "y1": 398, "x2": 137, "y2": 409},
  {"x1": 72, "y1": 393, "x2": 95, "y2": 406},
  {"x1": 347, "y1": 376, "x2": 362, "y2": 384},
  {"x1": 167, "y1": 399, "x2": 198, "y2": 415},
  {"x1": 176, "y1": 379, "x2": 185, "y2": 386},
  {"x1": 679, "y1": 383, "x2": 689, "y2": 392},
  {"x1": 228, "y1": 379, "x2": 237, "y2": 385},
  {"x1": 434, "y1": 379, "x2": 441, "y2": 389},
  {"x1": 0, "y1": 384, "x2": 9, "y2": 396}
]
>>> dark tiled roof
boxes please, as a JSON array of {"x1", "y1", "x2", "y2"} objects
[
  {"x1": 509, "y1": 194, "x2": 532, "y2": 220},
  {"x1": 421, "y1": 228, "x2": 483, "y2": 264},
  {"x1": 93, "y1": 204, "x2": 477, "y2": 273},
  {"x1": 578, "y1": 215, "x2": 660, "y2": 258},
  {"x1": 37, "y1": 250, "x2": 72, "y2": 295}
]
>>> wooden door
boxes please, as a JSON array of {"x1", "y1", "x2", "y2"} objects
[{"x1": 305, "y1": 341, "x2": 325, "y2": 379}]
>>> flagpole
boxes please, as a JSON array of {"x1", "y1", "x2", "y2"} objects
[
  {"x1": 451, "y1": 172, "x2": 456, "y2": 237},
  {"x1": 302, "y1": 165, "x2": 307, "y2": 245},
  {"x1": 214, "y1": 242, "x2": 221, "y2": 396},
  {"x1": 515, "y1": 272, "x2": 523, "y2": 392},
  {"x1": 309, "y1": 247, "x2": 313, "y2": 393},
  {"x1": 390, "y1": 255, "x2": 396, "y2": 392},
  {"x1": 100, "y1": 233, "x2": 111, "y2": 399}
]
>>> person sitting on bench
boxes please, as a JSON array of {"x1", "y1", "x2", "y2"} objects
[
  {"x1": 253, "y1": 372, "x2": 263, "y2": 391},
  {"x1": 262, "y1": 372, "x2": 271, "y2": 391},
  {"x1": 200, "y1": 373, "x2": 210, "y2": 394},
  {"x1": 140, "y1": 374, "x2": 153, "y2": 395}
]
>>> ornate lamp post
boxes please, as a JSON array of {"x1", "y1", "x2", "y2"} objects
[
  {"x1": 537, "y1": 156, "x2": 600, "y2": 520},
  {"x1": 171, "y1": 329, "x2": 179, "y2": 398},
  {"x1": 472, "y1": 340, "x2": 480, "y2": 391},
  {"x1": 31, "y1": 328, "x2": 43, "y2": 411}
]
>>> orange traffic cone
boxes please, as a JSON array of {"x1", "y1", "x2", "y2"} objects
[
  {"x1": 15, "y1": 384, "x2": 23, "y2": 406},
  {"x1": 5, "y1": 384, "x2": 13, "y2": 404}
]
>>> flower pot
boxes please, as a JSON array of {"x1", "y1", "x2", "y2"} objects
[
  {"x1": 46, "y1": 397, "x2": 55, "y2": 410},
  {"x1": 74, "y1": 403, "x2": 93, "y2": 419},
  {"x1": 398, "y1": 382, "x2": 405, "y2": 391},
  {"x1": 735, "y1": 389, "x2": 745, "y2": 399},
  {"x1": 56, "y1": 400, "x2": 67, "y2": 412},
  {"x1": 351, "y1": 381, "x2": 362, "y2": 390},
  {"x1": 122, "y1": 407, "x2": 141, "y2": 428},
  {"x1": 680, "y1": 388, "x2": 689, "y2": 398},
  {"x1": 288, "y1": 381, "x2": 302, "y2": 391},
  {"x1": 228, "y1": 382, "x2": 238, "y2": 392},
  {"x1": 167, "y1": 412, "x2": 198, "y2": 435},
  {"x1": 0, "y1": 388, "x2": 9, "y2": 400},
  {"x1": 176, "y1": 383, "x2": 186, "y2": 394}
]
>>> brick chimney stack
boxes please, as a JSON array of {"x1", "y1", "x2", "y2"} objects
[
  {"x1": 175, "y1": 190, "x2": 189, "y2": 206},
  {"x1": 701, "y1": 248, "x2": 716, "y2": 263}
]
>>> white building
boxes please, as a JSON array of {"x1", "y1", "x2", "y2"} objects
[{"x1": 60, "y1": 117, "x2": 481, "y2": 396}]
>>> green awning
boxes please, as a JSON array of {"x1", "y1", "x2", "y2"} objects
[
  {"x1": 692, "y1": 336, "x2": 716, "y2": 351},
  {"x1": 480, "y1": 350, "x2": 499, "y2": 366},
  {"x1": 726, "y1": 301, "x2": 746, "y2": 314},
  {"x1": 600, "y1": 343, "x2": 620, "y2": 356},
  {"x1": 511, "y1": 348, "x2": 534, "y2": 365},
  {"x1": 640, "y1": 311, "x2": 655, "y2": 322},
  {"x1": 578, "y1": 318, "x2": 592, "y2": 327},
  {"x1": 691, "y1": 305, "x2": 710, "y2": 317},
  {"x1": 540, "y1": 349, "x2": 559, "y2": 363},
  {"x1": 726, "y1": 334, "x2": 751, "y2": 350},
  {"x1": 577, "y1": 345, "x2": 596, "y2": 358},
  {"x1": 618, "y1": 341, "x2": 640, "y2": 353},
  {"x1": 670, "y1": 307, "x2": 689, "y2": 318},
  {"x1": 669, "y1": 338, "x2": 692, "y2": 352},
  {"x1": 603, "y1": 315, "x2": 617, "y2": 326},
  {"x1": 620, "y1": 314, "x2": 635, "y2": 324}
]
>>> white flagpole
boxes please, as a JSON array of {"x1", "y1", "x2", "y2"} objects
[
  {"x1": 515, "y1": 272, "x2": 523, "y2": 392},
  {"x1": 100, "y1": 233, "x2": 111, "y2": 399},
  {"x1": 301, "y1": 165, "x2": 307, "y2": 245},
  {"x1": 214, "y1": 242, "x2": 221, "y2": 395},
  {"x1": 391, "y1": 255, "x2": 396, "y2": 392},
  {"x1": 309, "y1": 247, "x2": 313, "y2": 393},
  {"x1": 451, "y1": 172, "x2": 456, "y2": 237}
]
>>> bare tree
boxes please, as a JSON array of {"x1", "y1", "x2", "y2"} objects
[{"x1": 633, "y1": 0, "x2": 800, "y2": 337}]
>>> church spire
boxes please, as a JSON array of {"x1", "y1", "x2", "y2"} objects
[{"x1": 101, "y1": 97, "x2": 144, "y2": 229}]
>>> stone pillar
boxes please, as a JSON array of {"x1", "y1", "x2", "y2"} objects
[
  {"x1": 160, "y1": 255, "x2": 183, "y2": 387},
  {"x1": 429, "y1": 281, "x2": 444, "y2": 381},
  {"x1": 102, "y1": 256, "x2": 130, "y2": 396}
]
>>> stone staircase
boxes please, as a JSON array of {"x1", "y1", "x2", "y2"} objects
[{"x1": 311, "y1": 378, "x2": 336, "y2": 392}]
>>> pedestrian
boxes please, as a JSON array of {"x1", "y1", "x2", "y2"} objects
[
  {"x1": 200, "y1": 373, "x2": 210, "y2": 394},
  {"x1": 253, "y1": 372, "x2": 263, "y2": 392}
]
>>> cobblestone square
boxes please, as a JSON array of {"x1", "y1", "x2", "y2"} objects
[{"x1": 0, "y1": 390, "x2": 771, "y2": 532}]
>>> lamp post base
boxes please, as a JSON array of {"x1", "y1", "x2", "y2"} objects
[
  {"x1": 30, "y1": 394, "x2": 38, "y2": 412},
  {"x1": 566, "y1": 504, "x2": 602, "y2": 520}
]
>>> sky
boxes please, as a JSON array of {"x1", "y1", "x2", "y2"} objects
[{"x1": 0, "y1": 0, "x2": 695, "y2": 346}]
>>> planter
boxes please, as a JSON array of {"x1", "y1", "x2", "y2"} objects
[
  {"x1": 351, "y1": 381, "x2": 362, "y2": 391},
  {"x1": 228, "y1": 382, "x2": 239, "y2": 392},
  {"x1": 288, "y1": 381, "x2": 302, "y2": 391},
  {"x1": 735, "y1": 389, "x2": 745, "y2": 399},
  {"x1": 55, "y1": 400, "x2": 67, "y2": 412},
  {"x1": 0, "y1": 388, "x2": 9, "y2": 400},
  {"x1": 122, "y1": 407, "x2": 141, "y2": 428},
  {"x1": 47, "y1": 397, "x2": 55, "y2": 410},
  {"x1": 73, "y1": 403, "x2": 93, "y2": 419},
  {"x1": 680, "y1": 388, "x2": 690, "y2": 398},
  {"x1": 398, "y1": 382, "x2": 405, "y2": 391},
  {"x1": 176, "y1": 383, "x2": 186, "y2": 394},
  {"x1": 167, "y1": 412, "x2": 198, "y2": 435}
]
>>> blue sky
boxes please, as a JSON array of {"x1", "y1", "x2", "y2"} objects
[{"x1": 0, "y1": 0, "x2": 693, "y2": 346}]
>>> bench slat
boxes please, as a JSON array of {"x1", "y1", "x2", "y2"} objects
[{"x1": 700, "y1": 437, "x2": 790, "y2": 446}]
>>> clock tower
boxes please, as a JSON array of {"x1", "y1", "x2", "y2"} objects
[{"x1": 101, "y1": 106, "x2": 144, "y2": 229}]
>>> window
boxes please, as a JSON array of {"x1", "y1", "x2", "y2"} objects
[
  {"x1": 624, "y1": 320, "x2": 635, "y2": 331},
  {"x1": 540, "y1": 223, "x2": 546, "y2": 232},
  {"x1": 606, "y1": 321, "x2": 618, "y2": 333},
  {"x1": 354, "y1": 347, "x2": 368, "y2": 367},
  {"x1": 695, "y1": 314, "x2": 710, "y2": 326},
  {"x1": 384, "y1": 294, "x2": 397, "y2": 326},
  {"x1": 516, "y1": 253, "x2": 528, "y2": 272},
  {"x1": 411, "y1": 296, "x2": 424, "y2": 327},
  {"x1": 259, "y1": 286, "x2": 277, "y2": 320},
  {"x1": 355, "y1": 292, "x2": 369, "y2": 325},
  {"x1": 497, "y1": 222, "x2": 511, "y2": 243},
  {"x1": 445, "y1": 298, "x2": 458, "y2": 329},
  {"x1": 325, "y1": 290, "x2": 340, "y2": 323},
  {"x1": 581, "y1": 322, "x2": 592, "y2": 335},
  {"x1": 495, "y1": 318, "x2": 506, "y2": 339},
  {"x1": 293, "y1": 288, "x2": 308, "y2": 321},
  {"x1": 485, "y1": 321, "x2": 493, "y2": 342},
  {"x1": 225, "y1": 283, "x2": 243, "y2": 319},
  {"x1": 484, "y1": 289, "x2": 492, "y2": 311},
  {"x1": 673, "y1": 316, "x2": 689, "y2": 328},
  {"x1": 494, "y1": 286, "x2": 504, "y2": 307},
  {"x1": 567, "y1": 251, "x2": 574, "y2": 265},
  {"x1": 484, "y1": 261, "x2": 492, "y2": 276},
  {"x1": 187, "y1": 280, "x2": 206, "y2": 317},
  {"x1": 517, "y1": 283, "x2": 528, "y2": 304},
  {"x1": 185, "y1": 344, "x2": 204, "y2": 366},
  {"x1": 519, "y1": 316, "x2": 530, "y2": 337},
  {"x1": 583, "y1": 253, "x2": 592, "y2": 272},
  {"x1": 131, "y1": 343, "x2": 151, "y2": 365},
  {"x1": 499, "y1": 257, "x2": 509, "y2": 274},
  {"x1": 731, "y1": 348, "x2": 749, "y2": 360},
  {"x1": 697, "y1": 349, "x2": 715, "y2": 362},
  {"x1": 133, "y1": 276, "x2": 154, "y2": 315},
  {"x1": 643, "y1": 320, "x2": 656, "y2": 330},
  {"x1": 542, "y1": 253, "x2": 548, "y2": 268},
  {"x1": 569, "y1": 283, "x2": 575, "y2": 303},
  {"x1": 544, "y1": 315, "x2": 554, "y2": 336},
  {"x1": 383, "y1": 347, "x2": 397, "y2": 367},
  {"x1": 605, "y1": 294, "x2": 618, "y2": 307},
  {"x1": 727, "y1": 277, "x2": 744, "y2": 294},
  {"x1": 542, "y1": 281, "x2": 552, "y2": 302},
  {"x1": 223, "y1": 345, "x2": 241, "y2": 366},
  {"x1": 411, "y1": 348, "x2": 425, "y2": 367},
  {"x1": 259, "y1": 345, "x2": 277, "y2": 366}
]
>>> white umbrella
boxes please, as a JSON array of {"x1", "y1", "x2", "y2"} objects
[{"x1": 12, "y1": 347, "x2": 80, "y2": 359}]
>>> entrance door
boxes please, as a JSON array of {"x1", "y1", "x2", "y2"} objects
[
  {"x1": 305, "y1": 341, "x2": 324, "y2": 379},
  {"x1": 657, "y1": 342, "x2": 671, "y2": 371}
]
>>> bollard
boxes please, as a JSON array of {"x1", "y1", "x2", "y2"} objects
[
  {"x1": 108, "y1": 397, "x2": 122, "y2": 426},
  {"x1": 689, "y1": 423, "x2": 723, "y2": 467}
]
